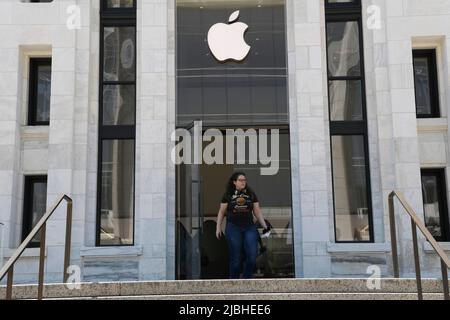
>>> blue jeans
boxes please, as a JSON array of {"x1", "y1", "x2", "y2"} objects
[{"x1": 225, "y1": 222, "x2": 258, "y2": 279}]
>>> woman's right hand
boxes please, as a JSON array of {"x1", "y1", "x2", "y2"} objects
[{"x1": 216, "y1": 228, "x2": 223, "y2": 240}]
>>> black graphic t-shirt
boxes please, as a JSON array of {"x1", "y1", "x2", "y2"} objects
[{"x1": 221, "y1": 189, "x2": 259, "y2": 227}]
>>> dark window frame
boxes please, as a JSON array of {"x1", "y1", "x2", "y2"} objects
[
  {"x1": 22, "y1": 175, "x2": 48, "y2": 248},
  {"x1": 325, "y1": 6, "x2": 375, "y2": 243},
  {"x1": 325, "y1": 0, "x2": 361, "y2": 14},
  {"x1": 28, "y1": 58, "x2": 52, "y2": 126},
  {"x1": 421, "y1": 168, "x2": 450, "y2": 242},
  {"x1": 413, "y1": 49, "x2": 440, "y2": 119},
  {"x1": 97, "y1": 2, "x2": 137, "y2": 247},
  {"x1": 100, "y1": 0, "x2": 136, "y2": 19}
]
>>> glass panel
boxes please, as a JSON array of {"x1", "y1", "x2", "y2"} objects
[
  {"x1": 100, "y1": 139, "x2": 135, "y2": 245},
  {"x1": 329, "y1": 80, "x2": 363, "y2": 121},
  {"x1": 29, "y1": 180, "x2": 47, "y2": 245},
  {"x1": 103, "y1": 27, "x2": 135, "y2": 82},
  {"x1": 36, "y1": 64, "x2": 51, "y2": 123},
  {"x1": 414, "y1": 56, "x2": 432, "y2": 116},
  {"x1": 176, "y1": 0, "x2": 288, "y2": 127},
  {"x1": 176, "y1": 129, "x2": 294, "y2": 279},
  {"x1": 103, "y1": 85, "x2": 135, "y2": 125},
  {"x1": 328, "y1": 0, "x2": 355, "y2": 2},
  {"x1": 332, "y1": 135, "x2": 370, "y2": 242},
  {"x1": 327, "y1": 21, "x2": 361, "y2": 77},
  {"x1": 105, "y1": 0, "x2": 134, "y2": 8},
  {"x1": 421, "y1": 173, "x2": 445, "y2": 239}
]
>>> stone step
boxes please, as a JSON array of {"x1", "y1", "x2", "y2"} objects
[
  {"x1": 1, "y1": 278, "x2": 448, "y2": 300},
  {"x1": 55, "y1": 293, "x2": 444, "y2": 300}
]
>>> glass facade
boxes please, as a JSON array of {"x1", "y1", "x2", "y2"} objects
[
  {"x1": 176, "y1": 0, "x2": 288, "y2": 127},
  {"x1": 175, "y1": 0, "x2": 294, "y2": 279}
]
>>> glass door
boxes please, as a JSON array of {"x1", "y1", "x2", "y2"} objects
[{"x1": 176, "y1": 125, "x2": 203, "y2": 279}]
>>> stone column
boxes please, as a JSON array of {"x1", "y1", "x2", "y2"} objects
[
  {"x1": 138, "y1": 0, "x2": 174, "y2": 280},
  {"x1": 287, "y1": 0, "x2": 332, "y2": 278}
]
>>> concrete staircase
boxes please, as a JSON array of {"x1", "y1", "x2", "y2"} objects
[{"x1": 0, "y1": 279, "x2": 448, "y2": 300}]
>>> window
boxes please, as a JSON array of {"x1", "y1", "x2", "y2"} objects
[
  {"x1": 413, "y1": 49, "x2": 440, "y2": 118},
  {"x1": 325, "y1": 0, "x2": 374, "y2": 243},
  {"x1": 325, "y1": 0, "x2": 361, "y2": 12},
  {"x1": 421, "y1": 169, "x2": 450, "y2": 242},
  {"x1": 28, "y1": 58, "x2": 52, "y2": 126},
  {"x1": 100, "y1": 0, "x2": 136, "y2": 13},
  {"x1": 98, "y1": 0, "x2": 136, "y2": 246},
  {"x1": 22, "y1": 176, "x2": 47, "y2": 248}
]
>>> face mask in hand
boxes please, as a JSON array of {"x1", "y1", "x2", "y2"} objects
[{"x1": 261, "y1": 226, "x2": 271, "y2": 239}]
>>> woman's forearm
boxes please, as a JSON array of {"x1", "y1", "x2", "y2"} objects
[
  {"x1": 216, "y1": 204, "x2": 228, "y2": 230},
  {"x1": 253, "y1": 206, "x2": 268, "y2": 229},
  {"x1": 216, "y1": 211, "x2": 225, "y2": 229}
]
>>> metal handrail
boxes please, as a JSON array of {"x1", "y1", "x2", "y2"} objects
[
  {"x1": 0, "y1": 194, "x2": 72, "y2": 300},
  {"x1": 388, "y1": 191, "x2": 450, "y2": 300},
  {"x1": 0, "y1": 222, "x2": 4, "y2": 270}
]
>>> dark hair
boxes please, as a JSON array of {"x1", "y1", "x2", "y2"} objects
[{"x1": 225, "y1": 172, "x2": 255, "y2": 196}]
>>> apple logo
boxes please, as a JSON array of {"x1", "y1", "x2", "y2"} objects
[{"x1": 207, "y1": 10, "x2": 251, "y2": 62}]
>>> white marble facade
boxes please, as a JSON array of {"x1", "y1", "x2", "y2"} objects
[{"x1": 0, "y1": 0, "x2": 450, "y2": 284}]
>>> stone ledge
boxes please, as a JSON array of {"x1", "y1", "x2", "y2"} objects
[
  {"x1": 4, "y1": 248, "x2": 47, "y2": 259},
  {"x1": 80, "y1": 246, "x2": 143, "y2": 258},
  {"x1": 417, "y1": 118, "x2": 448, "y2": 133},
  {"x1": 327, "y1": 243, "x2": 391, "y2": 254},
  {"x1": 21, "y1": 126, "x2": 49, "y2": 141},
  {"x1": 423, "y1": 242, "x2": 450, "y2": 253}
]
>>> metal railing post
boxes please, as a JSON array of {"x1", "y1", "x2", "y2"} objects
[
  {"x1": 63, "y1": 199, "x2": 72, "y2": 283},
  {"x1": 6, "y1": 266, "x2": 13, "y2": 300},
  {"x1": 388, "y1": 193, "x2": 400, "y2": 278},
  {"x1": 0, "y1": 222, "x2": 4, "y2": 270},
  {"x1": 441, "y1": 260, "x2": 449, "y2": 300},
  {"x1": 38, "y1": 224, "x2": 47, "y2": 300},
  {"x1": 411, "y1": 219, "x2": 423, "y2": 300}
]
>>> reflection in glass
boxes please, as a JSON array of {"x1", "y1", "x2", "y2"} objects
[
  {"x1": 103, "y1": 27, "x2": 135, "y2": 82},
  {"x1": 106, "y1": 0, "x2": 134, "y2": 8},
  {"x1": 414, "y1": 57, "x2": 432, "y2": 115},
  {"x1": 327, "y1": 21, "x2": 361, "y2": 77},
  {"x1": 332, "y1": 135, "x2": 370, "y2": 242},
  {"x1": 100, "y1": 139, "x2": 135, "y2": 245},
  {"x1": 26, "y1": 179, "x2": 47, "y2": 245},
  {"x1": 176, "y1": 129, "x2": 294, "y2": 279},
  {"x1": 176, "y1": 0, "x2": 288, "y2": 127},
  {"x1": 329, "y1": 80, "x2": 363, "y2": 121},
  {"x1": 103, "y1": 85, "x2": 135, "y2": 125},
  {"x1": 36, "y1": 64, "x2": 52, "y2": 123},
  {"x1": 421, "y1": 171, "x2": 449, "y2": 241}
]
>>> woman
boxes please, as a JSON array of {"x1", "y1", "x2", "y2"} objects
[{"x1": 216, "y1": 172, "x2": 270, "y2": 279}]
